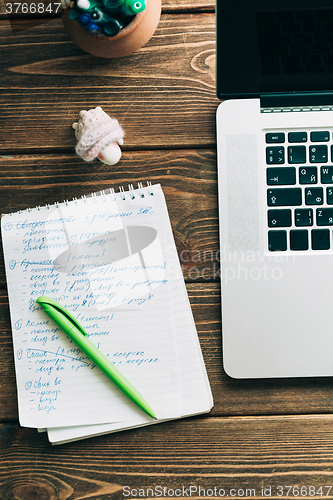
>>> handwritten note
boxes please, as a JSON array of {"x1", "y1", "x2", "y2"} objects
[{"x1": 1, "y1": 185, "x2": 186, "y2": 428}]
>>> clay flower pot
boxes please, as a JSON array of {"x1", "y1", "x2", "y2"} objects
[{"x1": 62, "y1": 0, "x2": 161, "y2": 58}]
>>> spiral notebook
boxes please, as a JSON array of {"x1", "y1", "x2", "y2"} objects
[{"x1": 1, "y1": 183, "x2": 213, "y2": 444}]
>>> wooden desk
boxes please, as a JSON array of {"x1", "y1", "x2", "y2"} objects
[{"x1": 1, "y1": 2, "x2": 333, "y2": 499}]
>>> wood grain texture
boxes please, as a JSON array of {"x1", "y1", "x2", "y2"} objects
[
  {"x1": 0, "y1": 13, "x2": 218, "y2": 152},
  {"x1": 2, "y1": 415, "x2": 333, "y2": 499},
  {"x1": 3, "y1": 5, "x2": 333, "y2": 495},
  {"x1": 163, "y1": 0, "x2": 215, "y2": 11}
]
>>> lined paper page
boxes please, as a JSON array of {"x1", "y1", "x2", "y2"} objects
[
  {"x1": 1, "y1": 185, "x2": 184, "y2": 428},
  {"x1": 46, "y1": 188, "x2": 213, "y2": 444},
  {"x1": 47, "y1": 273, "x2": 213, "y2": 444}
]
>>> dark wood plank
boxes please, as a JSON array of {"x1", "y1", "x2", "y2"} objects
[
  {"x1": 164, "y1": 0, "x2": 215, "y2": 10},
  {"x1": 0, "y1": 13, "x2": 218, "y2": 152},
  {"x1": 1, "y1": 415, "x2": 333, "y2": 499},
  {"x1": 0, "y1": 150, "x2": 219, "y2": 286},
  {"x1": 164, "y1": 0, "x2": 215, "y2": 9},
  {"x1": 0, "y1": 290, "x2": 17, "y2": 421}
]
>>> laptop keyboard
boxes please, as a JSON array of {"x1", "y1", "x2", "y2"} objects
[{"x1": 266, "y1": 129, "x2": 333, "y2": 251}]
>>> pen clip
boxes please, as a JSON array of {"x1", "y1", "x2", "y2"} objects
[{"x1": 36, "y1": 296, "x2": 88, "y2": 336}]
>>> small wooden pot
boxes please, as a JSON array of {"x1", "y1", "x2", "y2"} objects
[{"x1": 62, "y1": 0, "x2": 161, "y2": 58}]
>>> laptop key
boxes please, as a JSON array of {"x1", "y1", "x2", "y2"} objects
[
  {"x1": 310, "y1": 131, "x2": 330, "y2": 142},
  {"x1": 268, "y1": 209, "x2": 292, "y2": 227},
  {"x1": 321, "y1": 166, "x2": 333, "y2": 183},
  {"x1": 311, "y1": 229, "x2": 330, "y2": 250},
  {"x1": 316, "y1": 208, "x2": 333, "y2": 225},
  {"x1": 288, "y1": 131, "x2": 307, "y2": 142},
  {"x1": 310, "y1": 145, "x2": 328, "y2": 163},
  {"x1": 305, "y1": 187, "x2": 323, "y2": 205},
  {"x1": 268, "y1": 230, "x2": 287, "y2": 251},
  {"x1": 299, "y1": 166, "x2": 317, "y2": 184},
  {"x1": 267, "y1": 167, "x2": 296, "y2": 185},
  {"x1": 290, "y1": 229, "x2": 308, "y2": 250},
  {"x1": 295, "y1": 208, "x2": 313, "y2": 226},
  {"x1": 267, "y1": 188, "x2": 302, "y2": 206},
  {"x1": 288, "y1": 146, "x2": 306, "y2": 163},
  {"x1": 266, "y1": 133, "x2": 285, "y2": 143},
  {"x1": 266, "y1": 146, "x2": 285, "y2": 164}
]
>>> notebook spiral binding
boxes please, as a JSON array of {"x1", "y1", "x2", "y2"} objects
[{"x1": 6, "y1": 181, "x2": 154, "y2": 215}]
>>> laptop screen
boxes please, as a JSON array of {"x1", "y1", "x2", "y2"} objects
[{"x1": 216, "y1": 0, "x2": 333, "y2": 99}]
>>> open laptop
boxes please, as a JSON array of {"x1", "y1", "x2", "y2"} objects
[{"x1": 216, "y1": 0, "x2": 333, "y2": 378}]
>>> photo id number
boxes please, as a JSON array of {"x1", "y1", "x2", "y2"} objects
[
  {"x1": 276, "y1": 486, "x2": 332, "y2": 496},
  {"x1": 5, "y1": 2, "x2": 61, "y2": 14}
]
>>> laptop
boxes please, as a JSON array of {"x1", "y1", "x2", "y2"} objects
[{"x1": 216, "y1": 0, "x2": 333, "y2": 378}]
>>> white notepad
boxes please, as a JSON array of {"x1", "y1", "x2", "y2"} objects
[{"x1": 1, "y1": 183, "x2": 213, "y2": 443}]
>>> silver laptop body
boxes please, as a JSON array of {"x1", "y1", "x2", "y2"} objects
[{"x1": 216, "y1": 0, "x2": 333, "y2": 378}]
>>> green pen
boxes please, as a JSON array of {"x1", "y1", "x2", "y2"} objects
[{"x1": 36, "y1": 296, "x2": 156, "y2": 419}]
